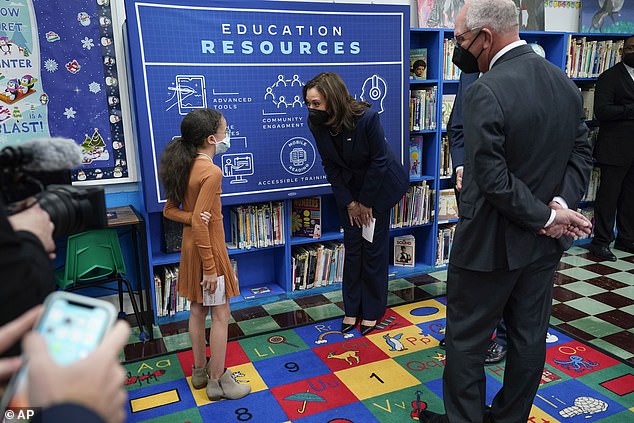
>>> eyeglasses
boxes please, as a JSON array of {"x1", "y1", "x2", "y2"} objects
[
  {"x1": 453, "y1": 27, "x2": 481, "y2": 47},
  {"x1": 623, "y1": 45, "x2": 634, "y2": 52}
]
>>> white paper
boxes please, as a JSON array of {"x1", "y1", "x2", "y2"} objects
[
  {"x1": 203, "y1": 275, "x2": 226, "y2": 306},
  {"x1": 362, "y1": 218, "x2": 376, "y2": 243}
]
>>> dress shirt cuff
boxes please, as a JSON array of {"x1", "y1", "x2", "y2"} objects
[
  {"x1": 455, "y1": 166, "x2": 464, "y2": 173},
  {"x1": 544, "y1": 209, "x2": 556, "y2": 228},
  {"x1": 552, "y1": 196, "x2": 568, "y2": 210}
]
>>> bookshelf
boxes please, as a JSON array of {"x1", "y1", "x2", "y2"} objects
[{"x1": 141, "y1": 28, "x2": 628, "y2": 325}]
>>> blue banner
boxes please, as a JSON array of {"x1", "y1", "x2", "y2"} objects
[{"x1": 126, "y1": 0, "x2": 409, "y2": 211}]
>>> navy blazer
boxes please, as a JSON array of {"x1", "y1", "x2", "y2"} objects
[
  {"x1": 593, "y1": 62, "x2": 634, "y2": 166},
  {"x1": 309, "y1": 108, "x2": 408, "y2": 213},
  {"x1": 450, "y1": 44, "x2": 592, "y2": 272}
]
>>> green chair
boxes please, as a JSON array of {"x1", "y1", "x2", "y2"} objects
[{"x1": 59, "y1": 229, "x2": 149, "y2": 341}]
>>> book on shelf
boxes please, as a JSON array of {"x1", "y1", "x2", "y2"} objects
[
  {"x1": 443, "y1": 38, "x2": 461, "y2": 80},
  {"x1": 409, "y1": 47, "x2": 428, "y2": 80},
  {"x1": 566, "y1": 36, "x2": 623, "y2": 79},
  {"x1": 580, "y1": 86, "x2": 595, "y2": 120},
  {"x1": 439, "y1": 135, "x2": 453, "y2": 177},
  {"x1": 436, "y1": 224, "x2": 456, "y2": 266},
  {"x1": 229, "y1": 201, "x2": 285, "y2": 249},
  {"x1": 291, "y1": 197, "x2": 322, "y2": 238},
  {"x1": 230, "y1": 258, "x2": 240, "y2": 295},
  {"x1": 291, "y1": 241, "x2": 344, "y2": 290},
  {"x1": 162, "y1": 217, "x2": 183, "y2": 253},
  {"x1": 394, "y1": 234, "x2": 415, "y2": 267},
  {"x1": 409, "y1": 136, "x2": 423, "y2": 178},
  {"x1": 409, "y1": 87, "x2": 437, "y2": 131},
  {"x1": 437, "y1": 189, "x2": 458, "y2": 220},
  {"x1": 153, "y1": 265, "x2": 191, "y2": 317},
  {"x1": 441, "y1": 94, "x2": 456, "y2": 130},
  {"x1": 581, "y1": 166, "x2": 601, "y2": 202},
  {"x1": 390, "y1": 181, "x2": 433, "y2": 228},
  {"x1": 242, "y1": 285, "x2": 272, "y2": 300}
]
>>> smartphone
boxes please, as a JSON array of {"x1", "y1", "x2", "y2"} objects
[{"x1": 0, "y1": 292, "x2": 117, "y2": 413}]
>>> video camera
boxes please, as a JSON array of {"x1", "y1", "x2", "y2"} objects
[{"x1": 0, "y1": 138, "x2": 107, "y2": 238}]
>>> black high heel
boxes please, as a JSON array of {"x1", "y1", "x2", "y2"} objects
[{"x1": 341, "y1": 317, "x2": 357, "y2": 333}]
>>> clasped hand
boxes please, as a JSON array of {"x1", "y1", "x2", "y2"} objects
[
  {"x1": 347, "y1": 201, "x2": 373, "y2": 228},
  {"x1": 538, "y1": 201, "x2": 592, "y2": 239}
]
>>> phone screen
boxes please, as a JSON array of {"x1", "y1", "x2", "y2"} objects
[
  {"x1": 0, "y1": 292, "x2": 116, "y2": 413},
  {"x1": 38, "y1": 297, "x2": 113, "y2": 365}
]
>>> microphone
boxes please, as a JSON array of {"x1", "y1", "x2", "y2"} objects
[{"x1": 0, "y1": 137, "x2": 83, "y2": 171}]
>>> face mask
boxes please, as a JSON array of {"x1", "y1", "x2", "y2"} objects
[
  {"x1": 623, "y1": 52, "x2": 634, "y2": 67},
  {"x1": 214, "y1": 130, "x2": 230, "y2": 154},
  {"x1": 308, "y1": 108, "x2": 329, "y2": 127},
  {"x1": 452, "y1": 31, "x2": 484, "y2": 74}
]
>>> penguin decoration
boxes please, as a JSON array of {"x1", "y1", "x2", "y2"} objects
[{"x1": 383, "y1": 333, "x2": 407, "y2": 352}]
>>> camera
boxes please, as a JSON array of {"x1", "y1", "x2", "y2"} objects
[{"x1": 0, "y1": 140, "x2": 108, "y2": 238}]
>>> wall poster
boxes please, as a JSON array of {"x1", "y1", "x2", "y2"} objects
[
  {"x1": 0, "y1": 0, "x2": 137, "y2": 184},
  {"x1": 125, "y1": 0, "x2": 410, "y2": 212}
]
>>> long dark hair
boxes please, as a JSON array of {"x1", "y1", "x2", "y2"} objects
[
  {"x1": 159, "y1": 108, "x2": 223, "y2": 204},
  {"x1": 302, "y1": 72, "x2": 369, "y2": 134}
]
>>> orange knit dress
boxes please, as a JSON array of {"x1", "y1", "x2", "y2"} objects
[{"x1": 163, "y1": 156, "x2": 238, "y2": 303}]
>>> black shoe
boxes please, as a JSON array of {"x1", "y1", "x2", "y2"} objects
[
  {"x1": 360, "y1": 324, "x2": 376, "y2": 336},
  {"x1": 438, "y1": 338, "x2": 446, "y2": 349},
  {"x1": 341, "y1": 320, "x2": 356, "y2": 333},
  {"x1": 484, "y1": 340, "x2": 507, "y2": 364},
  {"x1": 419, "y1": 410, "x2": 448, "y2": 422},
  {"x1": 588, "y1": 243, "x2": 617, "y2": 262},
  {"x1": 614, "y1": 239, "x2": 634, "y2": 254}
]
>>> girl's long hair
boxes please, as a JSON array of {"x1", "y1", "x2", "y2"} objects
[
  {"x1": 302, "y1": 72, "x2": 369, "y2": 134},
  {"x1": 159, "y1": 108, "x2": 222, "y2": 204}
]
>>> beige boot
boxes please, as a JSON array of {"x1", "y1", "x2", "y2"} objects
[
  {"x1": 206, "y1": 369, "x2": 251, "y2": 400},
  {"x1": 191, "y1": 366, "x2": 209, "y2": 389}
]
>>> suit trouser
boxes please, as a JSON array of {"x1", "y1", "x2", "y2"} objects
[
  {"x1": 341, "y1": 208, "x2": 390, "y2": 321},
  {"x1": 593, "y1": 160, "x2": 634, "y2": 245},
  {"x1": 443, "y1": 253, "x2": 561, "y2": 423}
]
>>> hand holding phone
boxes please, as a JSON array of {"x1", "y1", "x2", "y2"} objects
[{"x1": 0, "y1": 292, "x2": 130, "y2": 423}]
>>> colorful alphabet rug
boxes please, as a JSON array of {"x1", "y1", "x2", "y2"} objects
[{"x1": 124, "y1": 297, "x2": 634, "y2": 422}]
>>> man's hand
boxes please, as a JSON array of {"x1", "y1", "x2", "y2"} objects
[
  {"x1": 7, "y1": 204, "x2": 56, "y2": 259},
  {"x1": 23, "y1": 321, "x2": 130, "y2": 423},
  {"x1": 539, "y1": 207, "x2": 592, "y2": 239},
  {"x1": 455, "y1": 167, "x2": 464, "y2": 192}
]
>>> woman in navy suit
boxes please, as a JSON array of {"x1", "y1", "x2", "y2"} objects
[{"x1": 303, "y1": 72, "x2": 408, "y2": 335}]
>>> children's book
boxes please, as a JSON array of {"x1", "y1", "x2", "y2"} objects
[
  {"x1": 409, "y1": 137, "x2": 423, "y2": 178},
  {"x1": 292, "y1": 197, "x2": 322, "y2": 238},
  {"x1": 394, "y1": 235, "x2": 415, "y2": 267},
  {"x1": 410, "y1": 48, "x2": 428, "y2": 80}
]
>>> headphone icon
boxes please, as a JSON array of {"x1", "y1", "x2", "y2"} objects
[{"x1": 360, "y1": 74, "x2": 387, "y2": 114}]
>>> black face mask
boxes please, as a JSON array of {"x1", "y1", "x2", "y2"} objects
[
  {"x1": 452, "y1": 32, "x2": 484, "y2": 74},
  {"x1": 623, "y1": 52, "x2": 634, "y2": 68},
  {"x1": 308, "y1": 108, "x2": 329, "y2": 127}
]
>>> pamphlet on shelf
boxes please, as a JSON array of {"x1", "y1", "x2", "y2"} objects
[
  {"x1": 362, "y1": 218, "x2": 376, "y2": 243},
  {"x1": 203, "y1": 275, "x2": 226, "y2": 306}
]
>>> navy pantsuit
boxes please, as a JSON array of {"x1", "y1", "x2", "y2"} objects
[{"x1": 309, "y1": 108, "x2": 408, "y2": 321}]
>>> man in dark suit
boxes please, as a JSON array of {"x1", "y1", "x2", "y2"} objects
[
  {"x1": 443, "y1": 71, "x2": 507, "y2": 365},
  {"x1": 588, "y1": 35, "x2": 634, "y2": 261},
  {"x1": 422, "y1": 1, "x2": 593, "y2": 422}
]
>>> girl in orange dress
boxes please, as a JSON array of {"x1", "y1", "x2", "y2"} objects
[{"x1": 159, "y1": 109, "x2": 250, "y2": 401}]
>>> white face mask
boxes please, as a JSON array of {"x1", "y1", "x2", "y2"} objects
[{"x1": 214, "y1": 130, "x2": 230, "y2": 154}]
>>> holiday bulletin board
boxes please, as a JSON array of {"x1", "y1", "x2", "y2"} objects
[
  {"x1": 0, "y1": 0, "x2": 136, "y2": 184},
  {"x1": 125, "y1": 0, "x2": 409, "y2": 211}
]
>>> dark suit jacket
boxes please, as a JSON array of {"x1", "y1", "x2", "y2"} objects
[
  {"x1": 0, "y1": 200, "x2": 54, "y2": 356},
  {"x1": 450, "y1": 44, "x2": 593, "y2": 272},
  {"x1": 447, "y1": 71, "x2": 479, "y2": 177},
  {"x1": 310, "y1": 108, "x2": 408, "y2": 214},
  {"x1": 593, "y1": 62, "x2": 634, "y2": 166},
  {"x1": 32, "y1": 403, "x2": 106, "y2": 423}
]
